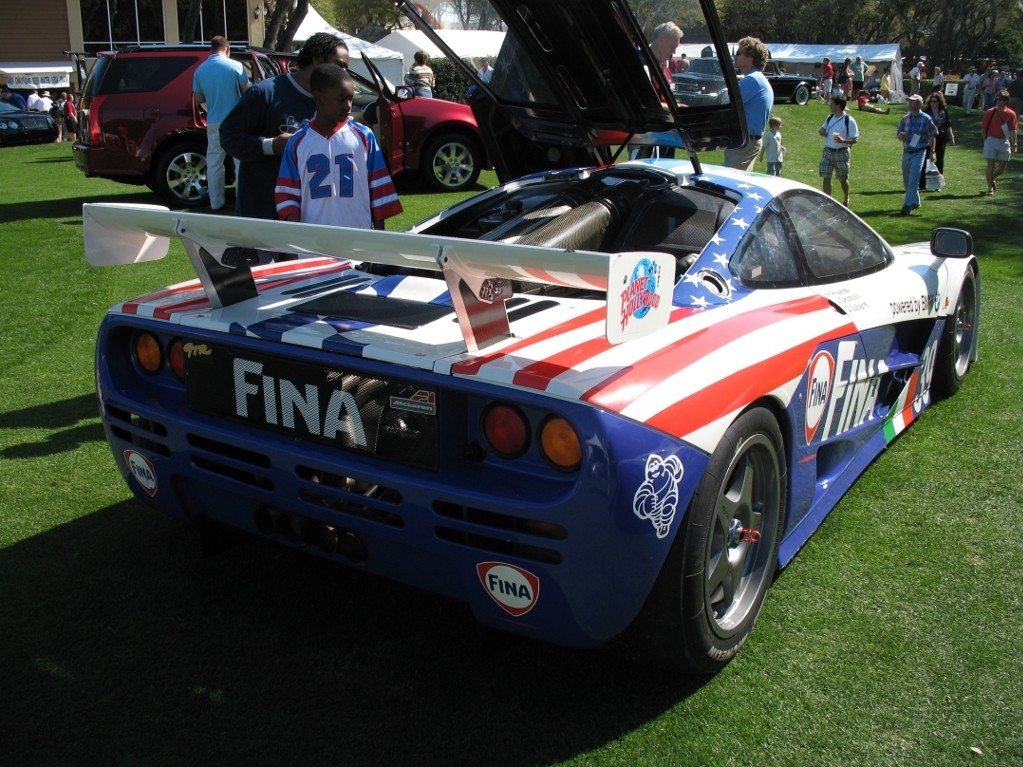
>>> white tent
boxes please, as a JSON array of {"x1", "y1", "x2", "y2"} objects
[
  {"x1": 377, "y1": 29, "x2": 506, "y2": 69},
  {"x1": 764, "y1": 43, "x2": 905, "y2": 102},
  {"x1": 294, "y1": 6, "x2": 404, "y2": 85}
]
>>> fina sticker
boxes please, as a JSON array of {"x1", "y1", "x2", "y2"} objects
[
  {"x1": 123, "y1": 449, "x2": 158, "y2": 497},
  {"x1": 805, "y1": 350, "x2": 835, "y2": 444},
  {"x1": 477, "y1": 562, "x2": 540, "y2": 617},
  {"x1": 633, "y1": 453, "x2": 684, "y2": 538}
]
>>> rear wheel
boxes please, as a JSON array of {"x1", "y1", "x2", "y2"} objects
[
  {"x1": 793, "y1": 84, "x2": 811, "y2": 105},
  {"x1": 637, "y1": 407, "x2": 785, "y2": 674},
  {"x1": 153, "y1": 141, "x2": 209, "y2": 208},
  {"x1": 422, "y1": 132, "x2": 482, "y2": 192},
  {"x1": 933, "y1": 266, "x2": 978, "y2": 398}
]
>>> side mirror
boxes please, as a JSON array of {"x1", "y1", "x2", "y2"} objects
[
  {"x1": 395, "y1": 85, "x2": 415, "y2": 100},
  {"x1": 930, "y1": 227, "x2": 973, "y2": 259}
]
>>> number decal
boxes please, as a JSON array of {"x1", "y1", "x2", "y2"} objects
[{"x1": 305, "y1": 153, "x2": 355, "y2": 200}]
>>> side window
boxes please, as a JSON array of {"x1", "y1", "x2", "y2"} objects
[
  {"x1": 780, "y1": 192, "x2": 892, "y2": 282},
  {"x1": 99, "y1": 56, "x2": 198, "y2": 94},
  {"x1": 730, "y1": 199, "x2": 802, "y2": 286}
]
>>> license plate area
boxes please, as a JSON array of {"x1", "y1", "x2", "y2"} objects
[{"x1": 186, "y1": 345, "x2": 439, "y2": 470}]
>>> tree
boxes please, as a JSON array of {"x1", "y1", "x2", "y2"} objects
[{"x1": 326, "y1": 0, "x2": 407, "y2": 38}]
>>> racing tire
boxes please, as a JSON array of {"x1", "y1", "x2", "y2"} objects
[
  {"x1": 422, "y1": 132, "x2": 482, "y2": 192},
  {"x1": 153, "y1": 140, "x2": 210, "y2": 208},
  {"x1": 932, "y1": 265, "x2": 978, "y2": 398},
  {"x1": 793, "y1": 84, "x2": 811, "y2": 105},
  {"x1": 636, "y1": 407, "x2": 785, "y2": 674}
]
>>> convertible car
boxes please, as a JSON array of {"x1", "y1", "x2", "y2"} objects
[{"x1": 85, "y1": 0, "x2": 978, "y2": 674}]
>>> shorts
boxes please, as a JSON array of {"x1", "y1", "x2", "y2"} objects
[
  {"x1": 819, "y1": 148, "x2": 850, "y2": 180},
  {"x1": 983, "y1": 136, "x2": 1011, "y2": 162}
]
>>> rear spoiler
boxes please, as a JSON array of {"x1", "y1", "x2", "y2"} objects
[{"x1": 83, "y1": 203, "x2": 673, "y2": 351}]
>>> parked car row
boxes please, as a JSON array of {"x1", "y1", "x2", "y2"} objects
[
  {"x1": 0, "y1": 101, "x2": 59, "y2": 146},
  {"x1": 71, "y1": 44, "x2": 487, "y2": 207}
]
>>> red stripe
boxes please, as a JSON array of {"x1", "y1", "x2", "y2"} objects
[
  {"x1": 644, "y1": 322, "x2": 857, "y2": 438},
  {"x1": 451, "y1": 307, "x2": 606, "y2": 376},
  {"x1": 584, "y1": 295, "x2": 834, "y2": 411}
]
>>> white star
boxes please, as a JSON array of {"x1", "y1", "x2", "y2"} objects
[
  {"x1": 683, "y1": 271, "x2": 702, "y2": 285},
  {"x1": 731, "y1": 217, "x2": 750, "y2": 231},
  {"x1": 690, "y1": 295, "x2": 710, "y2": 308},
  {"x1": 709, "y1": 233, "x2": 725, "y2": 246},
  {"x1": 737, "y1": 182, "x2": 754, "y2": 190},
  {"x1": 713, "y1": 252, "x2": 730, "y2": 267},
  {"x1": 746, "y1": 191, "x2": 764, "y2": 202}
]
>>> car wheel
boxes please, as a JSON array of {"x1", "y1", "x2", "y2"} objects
[
  {"x1": 637, "y1": 407, "x2": 785, "y2": 674},
  {"x1": 153, "y1": 141, "x2": 209, "y2": 208},
  {"x1": 933, "y1": 266, "x2": 978, "y2": 398},
  {"x1": 793, "y1": 84, "x2": 810, "y2": 105},
  {"x1": 422, "y1": 133, "x2": 482, "y2": 192}
]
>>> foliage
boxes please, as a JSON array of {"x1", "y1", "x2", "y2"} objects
[
  {"x1": 430, "y1": 57, "x2": 473, "y2": 103},
  {"x1": 323, "y1": 0, "x2": 407, "y2": 39}
]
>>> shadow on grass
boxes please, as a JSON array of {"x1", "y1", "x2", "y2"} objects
[
  {"x1": 0, "y1": 500, "x2": 701, "y2": 766},
  {"x1": 0, "y1": 393, "x2": 106, "y2": 459},
  {"x1": 0, "y1": 190, "x2": 159, "y2": 224}
]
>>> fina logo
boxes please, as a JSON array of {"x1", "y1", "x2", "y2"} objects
[
  {"x1": 805, "y1": 350, "x2": 835, "y2": 444},
  {"x1": 123, "y1": 449, "x2": 158, "y2": 496},
  {"x1": 477, "y1": 562, "x2": 540, "y2": 617}
]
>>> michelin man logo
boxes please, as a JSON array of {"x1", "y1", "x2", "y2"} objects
[{"x1": 633, "y1": 453, "x2": 684, "y2": 538}]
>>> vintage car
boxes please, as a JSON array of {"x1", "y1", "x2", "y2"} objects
[
  {"x1": 0, "y1": 100, "x2": 59, "y2": 146},
  {"x1": 84, "y1": 0, "x2": 978, "y2": 673},
  {"x1": 761, "y1": 60, "x2": 818, "y2": 105},
  {"x1": 672, "y1": 56, "x2": 729, "y2": 106}
]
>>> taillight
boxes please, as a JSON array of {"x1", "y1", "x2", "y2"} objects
[
  {"x1": 167, "y1": 339, "x2": 186, "y2": 380},
  {"x1": 482, "y1": 404, "x2": 529, "y2": 458},
  {"x1": 539, "y1": 416, "x2": 582, "y2": 471},
  {"x1": 134, "y1": 332, "x2": 163, "y2": 374},
  {"x1": 87, "y1": 102, "x2": 102, "y2": 145}
]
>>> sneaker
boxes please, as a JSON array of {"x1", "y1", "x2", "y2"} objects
[{"x1": 900, "y1": 206, "x2": 911, "y2": 215}]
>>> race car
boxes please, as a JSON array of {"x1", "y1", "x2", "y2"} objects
[{"x1": 84, "y1": 0, "x2": 978, "y2": 673}]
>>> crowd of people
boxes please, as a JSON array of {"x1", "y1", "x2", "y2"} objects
[{"x1": 1, "y1": 86, "x2": 79, "y2": 142}]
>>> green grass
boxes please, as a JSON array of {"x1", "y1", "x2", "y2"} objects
[{"x1": 1, "y1": 103, "x2": 1021, "y2": 766}]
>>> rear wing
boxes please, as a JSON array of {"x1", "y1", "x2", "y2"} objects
[{"x1": 83, "y1": 203, "x2": 673, "y2": 351}]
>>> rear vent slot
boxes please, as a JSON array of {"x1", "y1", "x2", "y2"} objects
[
  {"x1": 191, "y1": 455, "x2": 274, "y2": 490},
  {"x1": 187, "y1": 434, "x2": 271, "y2": 467},
  {"x1": 106, "y1": 403, "x2": 171, "y2": 456},
  {"x1": 434, "y1": 501, "x2": 567, "y2": 540},
  {"x1": 296, "y1": 465, "x2": 404, "y2": 527},
  {"x1": 435, "y1": 526, "x2": 562, "y2": 564}
]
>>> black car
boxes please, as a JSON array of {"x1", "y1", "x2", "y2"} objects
[
  {"x1": 0, "y1": 101, "x2": 59, "y2": 146},
  {"x1": 673, "y1": 56, "x2": 730, "y2": 106},
  {"x1": 761, "y1": 60, "x2": 818, "y2": 105}
]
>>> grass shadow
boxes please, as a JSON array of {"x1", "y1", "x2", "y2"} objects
[{"x1": 0, "y1": 502, "x2": 701, "y2": 765}]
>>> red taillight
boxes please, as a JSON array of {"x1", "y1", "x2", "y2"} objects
[
  {"x1": 167, "y1": 339, "x2": 186, "y2": 380},
  {"x1": 482, "y1": 404, "x2": 529, "y2": 458},
  {"x1": 87, "y1": 103, "x2": 102, "y2": 145}
]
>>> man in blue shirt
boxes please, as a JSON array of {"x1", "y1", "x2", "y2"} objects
[
  {"x1": 724, "y1": 37, "x2": 774, "y2": 171},
  {"x1": 896, "y1": 94, "x2": 937, "y2": 215},
  {"x1": 192, "y1": 36, "x2": 249, "y2": 210}
]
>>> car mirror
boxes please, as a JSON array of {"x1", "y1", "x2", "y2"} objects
[
  {"x1": 930, "y1": 227, "x2": 973, "y2": 258},
  {"x1": 395, "y1": 85, "x2": 415, "y2": 100}
]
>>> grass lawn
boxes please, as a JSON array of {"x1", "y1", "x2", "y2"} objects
[{"x1": 1, "y1": 101, "x2": 1021, "y2": 767}]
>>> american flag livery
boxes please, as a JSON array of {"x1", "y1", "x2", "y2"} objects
[{"x1": 84, "y1": 158, "x2": 978, "y2": 662}]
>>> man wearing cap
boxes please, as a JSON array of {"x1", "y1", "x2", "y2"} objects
[{"x1": 896, "y1": 94, "x2": 938, "y2": 215}]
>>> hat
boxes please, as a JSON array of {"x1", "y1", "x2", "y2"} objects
[
  {"x1": 907, "y1": 94, "x2": 924, "y2": 105},
  {"x1": 41, "y1": 90, "x2": 50, "y2": 97}
]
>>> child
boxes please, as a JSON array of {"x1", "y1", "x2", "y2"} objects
[
  {"x1": 275, "y1": 63, "x2": 403, "y2": 230},
  {"x1": 759, "y1": 116, "x2": 786, "y2": 176}
]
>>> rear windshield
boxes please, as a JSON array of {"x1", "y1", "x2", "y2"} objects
[{"x1": 93, "y1": 55, "x2": 199, "y2": 95}]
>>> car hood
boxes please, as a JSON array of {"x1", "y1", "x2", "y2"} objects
[{"x1": 397, "y1": 0, "x2": 744, "y2": 179}]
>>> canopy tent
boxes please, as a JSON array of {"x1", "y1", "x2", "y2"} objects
[
  {"x1": 763, "y1": 43, "x2": 905, "y2": 102},
  {"x1": 294, "y1": 6, "x2": 404, "y2": 84},
  {"x1": 0, "y1": 62, "x2": 73, "y2": 90},
  {"x1": 377, "y1": 29, "x2": 506, "y2": 69}
]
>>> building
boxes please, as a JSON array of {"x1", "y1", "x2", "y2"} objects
[{"x1": 1, "y1": 0, "x2": 271, "y2": 92}]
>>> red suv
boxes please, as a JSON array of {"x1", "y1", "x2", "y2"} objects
[
  {"x1": 73, "y1": 46, "x2": 283, "y2": 207},
  {"x1": 73, "y1": 46, "x2": 487, "y2": 208}
]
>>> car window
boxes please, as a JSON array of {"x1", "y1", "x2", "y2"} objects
[
  {"x1": 233, "y1": 55, "x2": 260, "y2": 85},
  {"x1": 780, "y1": 192, "x2": 892, "y2": 282},
  {"x1": 687, "y1": 59, "x2": 722, "y2": 76},
  {"x1": 730, "y1": 199, "x2": 803, "y2": 286},
  {"x1": 96, "y1": 55, "x2": 199, "y2": 94},
  {"x1": 0, "y1": 102, "x2": 17, "y2": 113}
]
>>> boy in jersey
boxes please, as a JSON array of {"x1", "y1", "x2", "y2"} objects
[{"x1": 275, "y1": 63, "x2": 402, "y2": 230}]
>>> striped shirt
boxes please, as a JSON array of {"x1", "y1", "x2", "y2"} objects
[{"x1": 275, "y1": 118, "x2": 402, "y2": 228}]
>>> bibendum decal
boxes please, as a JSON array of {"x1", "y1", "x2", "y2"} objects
[{"x1": 633, "y1": 453, "x2": 685, "y2": 538}]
